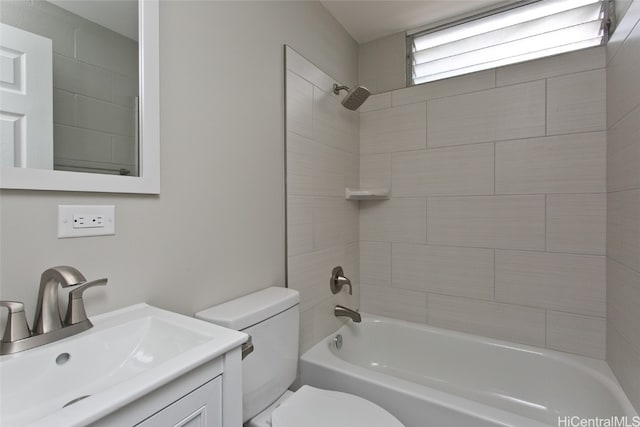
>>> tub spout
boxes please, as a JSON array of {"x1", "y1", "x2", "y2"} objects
[{"x1": 335, "y1": 305, "x2": 361, "y2": 323}]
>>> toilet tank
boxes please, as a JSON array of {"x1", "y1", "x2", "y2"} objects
[{"x1": 195, "y1": 287, "x2": 299, "y2": 422}]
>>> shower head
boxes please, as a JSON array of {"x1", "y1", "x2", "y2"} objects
[{"x1": 333, "y1": 84, "x2": 370, "y2": 111}]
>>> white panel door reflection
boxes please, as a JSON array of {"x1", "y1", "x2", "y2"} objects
[{"x1": 0, "y1": 23, "x2": 53, "y2": 170}]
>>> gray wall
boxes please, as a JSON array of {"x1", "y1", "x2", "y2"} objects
[
  {"x1": 0, "y1": 2, "x2": 358, "y2": 323},
  {"x1": 359, "y1": 32, "x2": 406, "y2": 94},
  {"x1": 606, "y1": 0, "x2": 640, "y2": 411}
]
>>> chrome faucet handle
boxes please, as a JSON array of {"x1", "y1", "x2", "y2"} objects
[
  {"x1": 1, "y1": 301, "x2": 31, "y2": 342},
  {"x1": 330, "y1": 266, "x2": 353, "y2": 295},
  {"x1": 64, "y1": 278, "x2": 107, "y2": 326}
]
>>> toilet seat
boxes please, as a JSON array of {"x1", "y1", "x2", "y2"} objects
[{"x1": 271, "y1": 385, "x2": 404, "y2": 427}]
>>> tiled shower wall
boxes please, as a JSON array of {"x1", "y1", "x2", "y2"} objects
[
  {"x1": 285, "y1": 47, "x2": 360, "y2": 352},
  {"x1": 606, "y1": 4, "x2": 640, "y2": 410},
  {"x1": 0, "y1": 1, "x2": 138, "y2": 175},
  {"x1": 358, "y1": 47, "x2": 607, "y2": 359}
]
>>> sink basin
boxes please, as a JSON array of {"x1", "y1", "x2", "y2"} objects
[{"x1": 0, "y1": 303, "x2": 247, "y2": 426}]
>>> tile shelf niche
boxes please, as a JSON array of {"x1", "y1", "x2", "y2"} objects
[{"x1": 345, "y1": 188, "x2": 390, "y2": 200}]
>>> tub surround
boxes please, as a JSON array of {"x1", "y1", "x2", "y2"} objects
[
  {"x1": 356, "y1": 46, "x2": 608, "y2": 359},
  {"x1": 285, "y1": 47, "x2": 360, "y2": 352},
  {"x1": 606, "y1": 0, "x2": 640, "y2": 412}
]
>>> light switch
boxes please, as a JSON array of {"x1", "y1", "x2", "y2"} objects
[{"x1": 58, "y1": 205, "x2": 115, "y2": 238}]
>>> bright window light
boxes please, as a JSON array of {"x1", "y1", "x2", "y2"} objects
[{"x1": 408, "y1": 0, "x2": 607, "y2": 85}]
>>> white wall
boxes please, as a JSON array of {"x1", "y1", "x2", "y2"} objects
[
  {"x1": 358, "y1": 47, "x2": 608, "y2": 359},
  {"x1": 606, "y1": 0, "x2": 640, "y2": 411},
  {"x1": 0, "y1": 2, "x2": 358, "y2": 325}
]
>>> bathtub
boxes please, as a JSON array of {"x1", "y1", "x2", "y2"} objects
[{"x1": 300, "y1": 314, "x2": 638, "y2": 427}]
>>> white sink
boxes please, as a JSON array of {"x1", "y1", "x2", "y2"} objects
[{"x1": 0, "y1": 303, "x2": 247, "y2": 426}]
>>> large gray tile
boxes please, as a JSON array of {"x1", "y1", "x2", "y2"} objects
[
  {"x1": 75, "y1": 24, "x2": 138, "y2": 76},
  {"x1": 620, "y1": 338, "x2": 640, "y2": 412},
  {"x1": 360, "y1": 285, "x2": 427, "y2": 323},
  {"x1": 343, "y1": 150, "x2": 360, "y2": 190},
  {"x1": 53, "y1": 54, "x2": 113, "y2": 102},
  {"x1": 392, "y1": 143, "x2": 494, "y2": 197},
  {"x1": 495, "y1": 132, "x2": 606, "y2": 194},
  {"x1": 53, "y1": 124, "x2": 112, "y2": 162},
  {"x1": 607, "y1": 190, "x2": 640, "y2": 272},
  {"x1": 313, "y1": 86, "x2": 359, "y2": 153},
  {"x1": 392, "y1": 244, "x2": 494, "y2": 300},
  {"x1": 287, "y1": 197, "x2": 313, "y2": 256},
  {"x1": 75, "y1": 95, "x2": 136, "y2": 137},
  {"x1": 427, "y1": 81, "x2": 545, "y2": 147},
  {"x1": 392, "y1": 69, "x2": 495, "y2": 106},
  {"x1": 111, "y1": 72, "x2": 138, "y2": 108},
  {"x1": 286, "y1": 46, "x2": 335, "y2": 93},
  {"x1": 288, "y1": 247, "x2": 344, "y2": 312},
  {"x1": 547, "y1": 69, "x2": 606, "y2": 135},
  {"x1": 360, "y1": 103, "x2": 427, "y2": 154},
  {"x1": 360, "y1": 153, "x2": 391, "y2": 189},
  {"x1": 496, "y1": 46, "x2": 605, "y2": 86},
  {"x1": 546, "y1": 311, "x2": 606, "y2": 359},
  {"x1": 360, "y1": 198, "x2": 427, "y2": 243},
  {"x1": 299, "y1": 308, "x2": 315, "y2": 353},
  {"x1": 359, "y1": 92, "x2": 391, "y2": 112},
  {"x1": 312, "y1": 197, "x2": 347, "y2": 251},
  {"x1": 607, "y1": 103, "x2": 640, "y2": 192},
  {"x1": 427, "y1": 294, "x2": 546, "y2": 347},
  {"x1": 286, "y1": 70, "x2": 313, "y2": 139},
  {"x1": 495, "y1": 250, "x2": 606, "y2": 316},
  {"x1": 53, "y1": 89, "x2": 75, "y2": 126},
  {"x1": 607, "y1": 20, "x2": 640, "y2": 128},
  {"x1": 546, "y1": 193, "x2": 606, "y2": 255},
  {"x1": 110, "y1": 135, "x2": 136, "y2": 167},
  {"x1": 286, "y1": 132, "x2": 344, "y2": 197},
  {"x1": 427, "y1": 196, "x2": 545, "y2": 250},
  {"x1": 360, "y1": 241, "x2": 391, "y2": 287},
  {"x1": 607, "y1": 258, "x2": 640, "y2": 355}
]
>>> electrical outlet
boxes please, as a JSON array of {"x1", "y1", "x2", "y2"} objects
[
  {"x1": 59, "y1": 205, "x2": 115, "y2": 238},
  {"x1": 73, "y1": 214, "x2": 105, "y2": 229}
]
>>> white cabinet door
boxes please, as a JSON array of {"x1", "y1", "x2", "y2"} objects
[
  {"x1": 0, "y1": 23, "x2": 53, "y2": 169},
  {"x1": 136, "y1": 376, "x2": 222, "y2": 427}
]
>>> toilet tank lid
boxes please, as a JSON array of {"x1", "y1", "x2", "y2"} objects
[{"x1": 195, "y1": 287, "x2": 299, "y2": 331}]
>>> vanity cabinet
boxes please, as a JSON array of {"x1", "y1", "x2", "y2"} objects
[
  {"x1": 137, "y1": 376, "x2": 222, "y2": 427},
  {"x1": 91, "y1": 346, "x2": 243, "y2": 427}
]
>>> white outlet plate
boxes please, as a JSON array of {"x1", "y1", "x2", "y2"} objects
[{"x1": 58, "y1": 205, "x2": 115, "y2": 238}]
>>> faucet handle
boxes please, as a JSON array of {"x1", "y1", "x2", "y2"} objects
[
  {"x1": 1, "y1": 301, "x2": 31, "y2": 342},
  {"x1": 330, "y1": 266, "x2": 353, "y2": 295},
  {"x1": 64, "y1": 278, "x2": 108, "y2": 326}
]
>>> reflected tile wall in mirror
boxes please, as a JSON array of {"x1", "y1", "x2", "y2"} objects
[{"x1": 0, "y1": 0, "x2": 139, "y2": 176}]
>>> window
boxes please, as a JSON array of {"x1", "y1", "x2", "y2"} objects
[{"x1": 407, "y1": 0, "x2": 608, "y2": 85}]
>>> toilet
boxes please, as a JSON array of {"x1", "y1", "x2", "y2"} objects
[{"x1": 195, "y1": 287, "x2": 404, "y2": 427}]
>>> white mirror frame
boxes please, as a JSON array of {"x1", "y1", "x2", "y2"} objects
[{"x1": 0, "y1": 0, "x2": 160, "y2": 194}]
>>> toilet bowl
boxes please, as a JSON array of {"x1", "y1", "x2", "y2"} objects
[{"x1": 195, "y1": 287, "x2": 404, "y2": 427}]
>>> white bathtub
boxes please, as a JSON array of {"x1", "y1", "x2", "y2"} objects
[{"x1": 300, "y1": 314, "x2": 638, "y2": 427}]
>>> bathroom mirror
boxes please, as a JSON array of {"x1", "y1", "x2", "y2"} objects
[{"x1": 0, "y1": 0, "x2": 159, "y2": 193}]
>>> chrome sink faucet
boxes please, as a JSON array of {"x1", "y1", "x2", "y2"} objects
[
  {"x1": 0, "y1": 266, "x2": 107, "y2": 355},
  {"x1": 33, "y1": 266, "x2": 87, "y2": 334}
]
